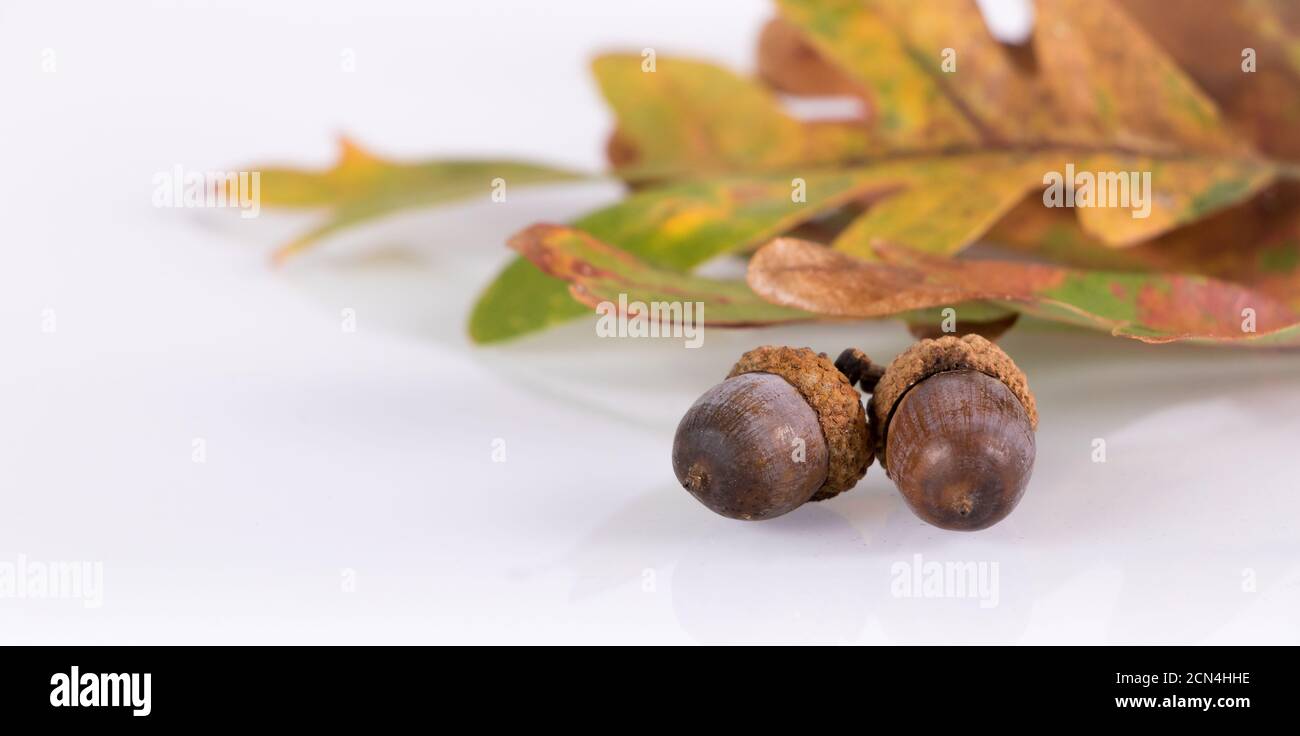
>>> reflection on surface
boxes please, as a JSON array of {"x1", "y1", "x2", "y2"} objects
[{"x1": 252, "y1": 189, "x2": 1300, "y2": 644}]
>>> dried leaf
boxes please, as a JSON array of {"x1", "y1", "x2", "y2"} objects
[
  {"x1": 237, "y1": 0, "x2": 1300, "y2": 350},
  {"x1": 840, "y1": 0, "x2": 1068, "y2": 143},
  {"x1": 831, "y1": 151, "x2": 1275, "y2": 257},
  {"x1": 504, "y1": 224, "x2": 1023, "y2": 337},
  {"x1": 991, "y1": 184, "x2": 1300, "y2": 310},
  {"x1": 591, "y1": 54, "x2": 869, "y2": 178},
  {"x1": 1050, "y1": 153, "x2": 1276, "y2": 246},
  {"x1": 756, "y1": 18, "x2": 861, "y2": 96},
  {"x1": 1125, "y1": 0, "x2": 1300, "y2": 161},
  {"x1": 771, "y1": 0, "x2": 981, "y2": 148},
  {"x1": 469, "y1": 167, "x2": 910, "y2": 342},
  {"x1": 747, "y1": 237, "x2": 1300, "y2": 345},
  {"x1": 254, "y1": 137, "x2": 582, "y2": 263},
  {"x1": 507, "y1": 224, "x2": 813, "y2": 326},
  {"x1": 473, "y1": 149, "x2": 1282, "y2": 341},
  {"x1": 766, "y1": 0, "x2": 1278, "y2": 250},
  {"x1": 1032, "y1": 0, "x2": 1243, "y2": 153},
  {"x1": 831, "y1": 153, "x2": 1049, "y2": 257}
]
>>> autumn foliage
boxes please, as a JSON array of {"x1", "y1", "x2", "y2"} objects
[{"x1": 250, "y1": 0, "x2": 1300, "y2": 347}]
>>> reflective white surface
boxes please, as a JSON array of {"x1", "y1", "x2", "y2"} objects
[{"x1": 2, "y1": 0, "x2": 1298, "y2": 644}]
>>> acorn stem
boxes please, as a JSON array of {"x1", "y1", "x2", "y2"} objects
[{"x1": 834, "y1": 348, "x2": 885, "y2": 393}]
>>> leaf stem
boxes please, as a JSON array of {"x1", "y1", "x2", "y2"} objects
[{"x1": 834, "y1": 348, "x2": 886, "y2": 393}]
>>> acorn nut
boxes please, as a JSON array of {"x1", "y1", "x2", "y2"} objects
[
  {"x1": 672, "y1": 346, "x2": 872, "y2": 520},
  {"x1": 869, "y1": 335, "x2": 1037, "y2": 531}
]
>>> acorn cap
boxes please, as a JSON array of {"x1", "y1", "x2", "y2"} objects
[
  {"x1": 729, "y1": 346, "x2": 872, "y2": 500},
  {"x1": 869, "y1": 335, "x2": 1037, "y2": 469}
]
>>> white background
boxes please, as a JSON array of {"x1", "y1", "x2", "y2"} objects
[{"x1": 2, "y1": 0, "x2": 1298, "y2": 644}]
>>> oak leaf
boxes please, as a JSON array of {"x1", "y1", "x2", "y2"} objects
[{"x1": 234, "y1": 0, "x2": 1300, "y2": 348}]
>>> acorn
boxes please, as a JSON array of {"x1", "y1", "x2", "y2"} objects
[
  {"x1": 867, "y1": 335, "x2": 1037, "y2": 531},
  {"x1": 672, "y1": 346, "x2": 872, "y2": 520}
]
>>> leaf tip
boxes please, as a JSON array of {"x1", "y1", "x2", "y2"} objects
[{"x1": 335, "y1": 134, "x2": 382, "y2": 170}]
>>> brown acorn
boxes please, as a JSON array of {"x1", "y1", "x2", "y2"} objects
[
  {"x1": 867, "y1": 335, "x2": 1037, "y2": 531},
  {"x1": 672, "y1": 346, "x2": 872, "y2": 520}
]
